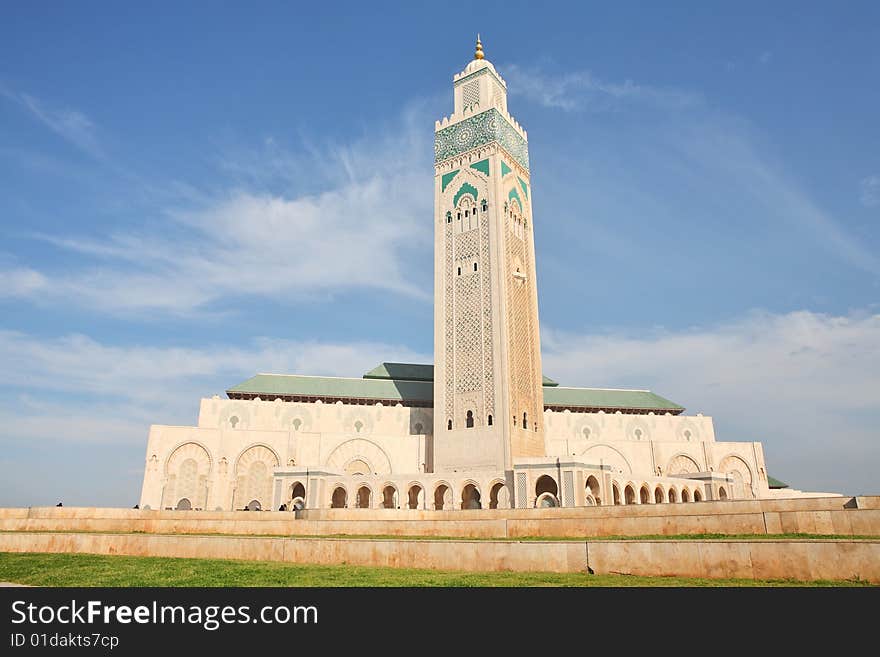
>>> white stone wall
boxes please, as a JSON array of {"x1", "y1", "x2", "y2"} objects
[
  {"x1": 141, "y1": 396, "x2": 775, "y2": 511},
  {"x1": 139, "y1": 397, "x2": 432, "y2": 511},
  {"x1": 543, "y1": 409, "x2": 770, "y2": 499}
]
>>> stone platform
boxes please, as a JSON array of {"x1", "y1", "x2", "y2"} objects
[{"x1": 1, "y1": 496, "x2": 878, "y2": 583}]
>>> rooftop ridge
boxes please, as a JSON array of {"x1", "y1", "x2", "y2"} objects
[
  {"x1": 248, "y1": 372, "x2": 430, "y2": 382},
  {"x1": 551, "y1": 385, "x2": 652, "y2": 393}
]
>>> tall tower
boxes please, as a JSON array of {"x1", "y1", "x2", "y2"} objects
[{"x1": 433, "y1": 36, "x2": 546, "y2": 473}]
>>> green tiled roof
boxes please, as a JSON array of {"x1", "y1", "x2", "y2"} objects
[
  {"x1": 363, "y1": 362, "x2": 558, "y2": 387},
  {"x1": 363, "y1": 363, "x2": 434, "y2": 382},
  {"x1": 542, "y1": 386, "x2": 683, "y2": 412},
  {"x1": 767, "y1": 476, "x2": 789, "y2": 489},
  {"x1": 228, "y1": 366, "x2": 683, "y2": 413},
  {"x1": 228, "y1": 374, "x2": 433, "y2": 403}
]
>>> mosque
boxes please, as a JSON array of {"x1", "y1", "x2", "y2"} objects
[{"x1": 139, "y1": 38, "x2": 813, "y2": 513}]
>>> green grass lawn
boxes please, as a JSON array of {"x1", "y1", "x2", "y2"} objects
[{"x1": 0, "y1": 552, "x2": 872, "y2": 587}]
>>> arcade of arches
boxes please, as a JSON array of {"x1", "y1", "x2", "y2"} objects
[{"x1": 314, "y1": 472, "x2": 727, "y2": 510}]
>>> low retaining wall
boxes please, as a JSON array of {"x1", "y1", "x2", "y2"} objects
[
  {"x1": 586, "y1": 540, "x2": 880, "y2": 582},
  {"x1": 0, "y1": 532, "x2": 877, "y2": 583},
  {"x1": 1, "y1": 497, "x2": 878, "y2": 539}
]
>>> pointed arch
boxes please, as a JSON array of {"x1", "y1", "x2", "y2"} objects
[
  {"x1": 162, "y1": 442, "x2": 212, "y2": 511},
  {"x1": 325, "y1": 439, "x2": 393, "y2": 476},
  {"x1": 453, "y1": 181, "x2": 479, "y2": 208},
  {"x1": 581, "y1": 444, "x2": 632, "y2": 475},
  {"x1": 718, "y1": 453, "x2": 753, "y2": 499},
  {"x1": 666, "y1": 453, "x2": 701, "y2": 475},
  {"x1": 231, "y1": 444, "x2": 279, "y2": 512},
  {"x1": 433, "y1": 480, "x2": 453, "y2": 510}
]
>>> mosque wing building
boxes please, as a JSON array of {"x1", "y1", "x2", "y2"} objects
[{"x1": 139, "y1": 38, "x2": 825, "y2": 513}]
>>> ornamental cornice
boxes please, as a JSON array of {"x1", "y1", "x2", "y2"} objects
[
  {"x1": 434, "y1": 108, "x2": 529, "y2": 171},
  {"x1": 453, "y1": 66, "x2": 507, "y2": 90}
]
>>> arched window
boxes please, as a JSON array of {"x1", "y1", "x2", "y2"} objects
[
  {"x1": 229, "y1": 416, "x2": 239, "y2": 428},
  {"x1": 447, "y1": 419, "x2": 452, "y2": 430},
  {"x1": 356, "y1": 486, "x2": 371, "y2": 509},
  {"x1": 474, "y1": 262, "x2": 478, "y2": 271},
  {"x1": 461, "y1": 484, "x2": 481, "y2": 510},
  {"x1": 331, "y1": 487, "x2": 347, "y2": 508},
  {"x1": 487, "y1": 414, "x2": 493, "y2": 426},
  {"x1": 522, "y1": 412, "x2": 528, "y2": 429},
  {"x1": 407, "y1": 484, "x2": 423, "y2": 509},
  {"x1": 466, "y1": 410, "x2": 474, "y2": 428},
  {"x1": 464, "y1": 209, "x2": 469, "y2": 217},
  {"x1": 446, "y1": 211, "x2": 452, "y2": 224},
  {"x1": 457, "y1": 266, "x2": 461, "y2": 276},
  {"x1": 481, "y1": 200, "x2": 488, "y2": 212}
]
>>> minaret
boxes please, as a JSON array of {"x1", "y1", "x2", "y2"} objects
[{"x1": 433, "y1": 36, "x2": 546, "y2": 474}]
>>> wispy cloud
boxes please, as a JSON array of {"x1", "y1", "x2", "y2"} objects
[
  {"x1": 0, "y1": 84, "x2": 103, "y2": 157},
  {"x1": 861, "y1": 175, "x2": 880, "y2": 207},
  {"x1": 0, "y1": 330, "x2": 431, "y2": 506},
  {"x1": 1, "y1": 309, "x2": 877, "y2": 503},
  {"x1": 518, "y1": 59, "x2": 880, "y2": 280},
  {"x1": 0, "y1": 329, "x2": 432, "y2": 439},
  {"x1": 543, "y1": 309, "x2": 880, "y2": 495},
  {"x1": 0, "y1": 267, "x2": 49, "y2": 297},
  {"x1": 1, "y1": 104, "x2": 436, "y2": 315},
  {"x1": 673, "y1": 121, "x2": 880, "y2": 276},
  {"x1": 503, "y1": 64, "x2": 703, "y2": 112}
]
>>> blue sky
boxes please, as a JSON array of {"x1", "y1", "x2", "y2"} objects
[{"x1": 1, "y1": 2, "x2": 878, "y2": 505}]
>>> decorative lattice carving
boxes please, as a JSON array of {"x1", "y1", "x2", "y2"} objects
[
  {"x1": 444, "y1": 223, "x2": 454, "y2": 422},
  {"x1": 563, "y1": 470, "x2": 574, "y2": 508},
  {"x1": 178, "y1": 459, "x2": 198, "y2": 501},
  {"x1": 516, "y1": 472, "x2": 527, "y2": 509},
  {"x1": 462, "y1": 80, "x2": 480, "y2": 109},
  {"x1": 480, "y1": 214, "x2": 494, "y2": 417},
  {"x1": 443, "y1": 206, "x2": 494, "y2": 424},
  {"x1": 504, "y1": 207, "x2": 539, "y2": 429},
  {"x1": 454, "y1": 256, "x2": 481, "y2": 394}
]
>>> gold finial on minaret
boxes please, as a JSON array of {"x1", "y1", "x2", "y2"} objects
[{"x1": 475, "y1": 34, "x2": 484, "y2": 60}]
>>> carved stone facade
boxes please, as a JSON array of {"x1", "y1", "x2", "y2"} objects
[
  {"x1": 139, "y1": 41, "x2": 829, "y2": 513},
  {"x1": 433, "y1": 53, "x2": 545, "y2": 471}
]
